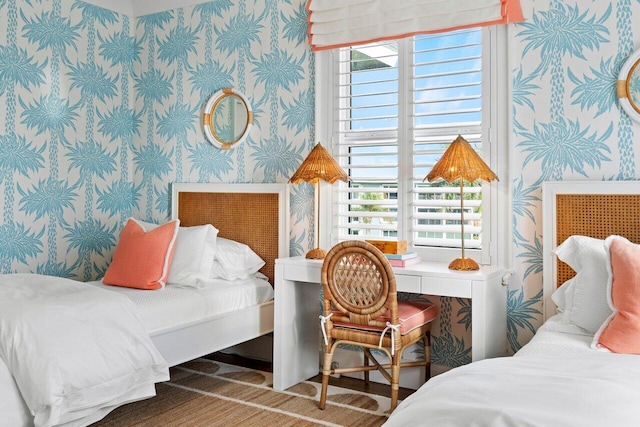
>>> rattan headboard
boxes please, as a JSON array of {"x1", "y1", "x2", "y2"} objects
[
  {"x1": 542, "y1": 181, "x2": 640, "y2": 320},
  {"x1": 171, "y1": 183, "x2": 289, "y2": 285}
]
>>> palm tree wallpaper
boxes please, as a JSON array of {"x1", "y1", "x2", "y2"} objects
[{"x1": 0, "y1": 0, "x2": 639, "y2": 379}]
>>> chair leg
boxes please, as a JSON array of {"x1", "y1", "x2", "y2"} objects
[
  {"x1": 390, "y1": 353, "x2": 401, "y2": 411},
  {"x1": 363, "y1": 350, "x2": 369, "y2": 385},
  {"x1": 319, "y1": 348, "x2": 334, "y2": 410},
  {"x1": 424, "y1": 331, "x2": 432, "y2": 382}
]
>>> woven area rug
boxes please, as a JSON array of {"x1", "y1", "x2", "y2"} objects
[{"x1": 92, "y1": 359, "x2": 391, "y2": 426}]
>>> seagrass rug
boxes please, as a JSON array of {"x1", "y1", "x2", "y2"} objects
[{"x1": 92, "y1": 359, "x2": 391, "y2": 426}]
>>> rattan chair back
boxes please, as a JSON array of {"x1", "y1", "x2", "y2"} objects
[{"x1": 322, "y1": 240, "x2": 398, "y2": 328}]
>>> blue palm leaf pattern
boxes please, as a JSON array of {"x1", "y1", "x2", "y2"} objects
[
  {"x1": 98, "y1": 30, "x2": 142, "y2": 72},
  {"x1": 567, "y1": 58, "x2": 617, "y2": 117},
  {"x1": 0, "y1": 44, "x2": 47, "y2": 89},
  {"x1": 290, "y1": 183, "x2": 313, "y2": 223},
  {"x1": 157, "y1": 26, "x2": 199, "y2": 65},
  {"x1": 36, "y1": 260, "x2": 75, "y2": 279},
  {"x1": 64, "y1": 218, "x2": 117, "y2": 280},
  {"x1": 281, "y1": 2, "x2": 308, "y2": 44},
  {"x1": 21, "y1": 9, "x2": 79, "y2": 64},
  {"x1": 188, "y1": 61, "x2": 235, "y2": 100},
  {"x1": 290, "y1": 231, "x2": 305, "y2": 257},
  {"x1": 71, "y1": 0, "x2": 118, "y2": 28},
  {"x1": 67, "y1": 62, "x2": 118, "y2": 104},
  {"x1": 0, "y1": 132, "x2": 45, "y2": 178},
  {"x1": 134, "y1": 69, "x2": 174, "y2": 110},
  {"x1": 215, "y1": 12, "x2": 265, "y2": 56},
  {"x1": 249, "y1": 136, "x2": 304, "y2": 182},
  {"x1": 432, "y1": 334, "x2": 471, "y2": 368},
  {"x1": 512, "y1": 67, "x2": 539, "y2": 111},
  {"x1": 65, "y1": 139, "x2": 117, "y2": 180},
  {"x1": 156, "y1": 103, "x2": 199, "y2": 141},
  {"x1": 507, "y1": 288, "x2": 543, "y2": 353},
  {"x1": 132, "y1": 142, "x2": 173, "y2": 219},
  {"x1": 187, "y1": 141, "x2": 233, "y2": 181},
  {"x1": 253, "y1": 48, "x2": 305, "y2": 90},
  {"x1": 96, "y1": 180, "x2": 141, "y2": 217},
  {"x1": 517, "y1": 4, "x2": 611, "y2": 77},
  {"x1": 456, "y1": 298, "x2": 472, "y2": 331},
  {"x1": 515, "y1": 232, "x2": 543, "y2": 280},
  {"x1": 17, "y1": 178, "x2": 77, "y2": 224},
  {"x1": 518, "y1": 118, "x2": 612, "y2": 186},
  {"x1": 19, "y1": 94, "x2": 79, "y2": 139},
  {"x1": 0, "y1": 221, "x2": 44, "y2": 264},
  {"x1": 281, "y1": 87, "x2": 313, "y2": 135},
  {"x1": 192, "y1": 0, "x2": 233, "y2": 25},
  {"x1": 136, "y1": 12, "x2": 173, "y2": 41},
  {"x1": 97, "y1": 105, "x2": 142, "y2": 143}
]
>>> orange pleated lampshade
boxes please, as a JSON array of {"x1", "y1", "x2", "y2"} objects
[{"x1": 289, "y1": 142, "x2": 350, "y2": 185}]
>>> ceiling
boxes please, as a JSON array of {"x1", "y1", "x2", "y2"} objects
[{"x1": 81, "y1": 0, "x2": 213, "y2": 17}]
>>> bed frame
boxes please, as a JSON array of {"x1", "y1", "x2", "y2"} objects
[
  {"x1": 542, "y1": 180, "x2": 640, "y2": 321},
  {"x1": 149, "y1": 183, "x2": 289, "y2": 367}
]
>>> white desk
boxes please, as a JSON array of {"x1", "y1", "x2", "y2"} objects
[{"x1": 273, "y1": 256, "x2": 508, "y2": 391}]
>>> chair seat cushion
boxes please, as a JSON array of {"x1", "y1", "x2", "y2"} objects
[{"x1": 331, "y1": 301, "x2": 437, "y2": 335}]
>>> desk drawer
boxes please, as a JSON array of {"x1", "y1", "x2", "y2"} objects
[
  {"x1": 396, "y1": 274, "x2": 421, "y2": 293},
  {"x1": 422, "y1": 277, "x2": 472, "y2": 298}
]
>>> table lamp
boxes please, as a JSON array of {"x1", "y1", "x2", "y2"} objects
[
  {"x1": 289, "y1": 142, "x2": 350, "y2": 259},
  {"x1": 425, "y1": 135, "x2": 499, "y2": 271}
]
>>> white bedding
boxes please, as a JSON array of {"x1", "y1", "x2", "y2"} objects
[
  {"x1": 0, "y1": 274, "x2": 273, "y2": 426},
  {"x1": 87, "y1": 275, "x2": 274, "y2": 334},
  {"x1": 385, "y1": 316, "x2": 640, "y2": 427},
  {"x1": 0, "y1": 274, "x2": 169, "y2": 427}
]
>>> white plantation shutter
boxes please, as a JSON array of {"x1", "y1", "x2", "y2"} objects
[{"x1": 332, "y1": 28, "x2": 489, "y2": 252}]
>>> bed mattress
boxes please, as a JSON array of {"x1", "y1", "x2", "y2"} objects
[{"x1": 87, "y1": 276, "x2": 274, "y2": 335}]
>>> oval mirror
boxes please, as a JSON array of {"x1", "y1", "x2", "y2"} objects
[
  {"x1": 618, "y1": 49, "x2": 640, "y2": 123},
  {"x1": 203, "y1": 87, "x2": 253, "y2": 150}
]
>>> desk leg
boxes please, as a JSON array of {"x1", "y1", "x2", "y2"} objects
[{"x1": 273, "y1": 269, "x2": 320, "y2": 391}]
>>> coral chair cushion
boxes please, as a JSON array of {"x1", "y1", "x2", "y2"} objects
[
  {"x1": 103, "y1": 218, "x2": 180, "y2": 290},
  {"x1": 332, "y1": 301, "x2": 437, "y2": 335}
]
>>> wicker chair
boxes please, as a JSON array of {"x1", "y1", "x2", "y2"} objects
[{"x1": 318, "y1": 240, "x2": 438, "y2": 411}]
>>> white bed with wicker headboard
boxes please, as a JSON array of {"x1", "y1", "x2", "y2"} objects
[
  {"x1": 384, "y1": 181, "x2": 640, "y2": 426},
  {"x1": 0, "y1": 183, "x2": 289, "y2": 427}
]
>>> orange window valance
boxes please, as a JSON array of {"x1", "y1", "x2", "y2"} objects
[{"x1": 307, "y1": 0, "x2": 524, "y2": 51}]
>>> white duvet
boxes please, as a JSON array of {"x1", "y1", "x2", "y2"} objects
[
  {"x1": 0, "y1": 274, "x2": 169, "y2": 427},
  {"x1": 385, "y1": 354, "x2": 640, "y2": 426}
]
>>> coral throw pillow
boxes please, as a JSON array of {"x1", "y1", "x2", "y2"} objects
[
  {"x1": 593, "y1": 235, "x2": 640, "y2": 354},
  {"x1": 103, "y1": 218, "x2": 180, "y2": 290}
]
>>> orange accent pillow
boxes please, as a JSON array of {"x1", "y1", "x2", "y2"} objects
[
  {"x1": 593, "y1": 236, "x2": 640, "y2": 354},
  {"x1": 103, "y1": 218, "x2": 180, "y2": 290}
]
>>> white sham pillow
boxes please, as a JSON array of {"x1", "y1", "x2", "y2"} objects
[
  {"x1": 551, "y1": 277, "x2": 575, "y2": 322},
  {"x1": 139, "y1": 220, "x2": 219, "y2": 286},
  {"x1": 211, "y1": 237, "x2": 265, "y2": 281},
  {"x1": 553, "y1": 235, "x2": 612, "y2": 334}
]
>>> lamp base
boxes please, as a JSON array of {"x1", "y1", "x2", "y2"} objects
[
  {"x1": 306, "y1": 248, "x2": 326, "y2": 259},
  {"x1": 448, "y1": 257, "x2": 479, "y2": 271}
]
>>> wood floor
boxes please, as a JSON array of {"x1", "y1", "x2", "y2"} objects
[{"x1": 206, "y1": 352, "x2": 415, "y2": 400}]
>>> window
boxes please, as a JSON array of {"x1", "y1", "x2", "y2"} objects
[{"x1": 318, "y1": 27, "x2": 505, "y2": 265}]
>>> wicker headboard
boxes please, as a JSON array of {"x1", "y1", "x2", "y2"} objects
[
  {"x1": 542, "y1": 181, "x2": 640, "y2": 320},
  {"x1": 171, "y1": 183, "x2": 289, "y2": 285}
]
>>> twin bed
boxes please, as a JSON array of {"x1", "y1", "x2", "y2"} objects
[
  {"x1": 385, "y1": 180, "x2": 640, "y2": 426},
  {"x1": 0, "y1": 183, "x2": 289, "y2": 427}
]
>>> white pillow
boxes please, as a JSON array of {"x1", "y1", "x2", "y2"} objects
[
  {"x1": 211, "y1": 237, "x2": 265, "y2": 281},
  {"x1": 551, "y1": 277, "x2": 575, "y2": 321},
  {"x1": 553, "y1": 235, "x2": 612, "y2": 334},
  {"x1": 139, "y1": 220, "x2": 218, "y2": 286}
]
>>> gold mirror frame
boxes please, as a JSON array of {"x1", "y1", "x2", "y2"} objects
[
  {"x1": 203, "y1": 87, "x2": 253, "y2": 150},
  {"x1": 617, "y1": 49, "x2": 640, "y2": 123}
]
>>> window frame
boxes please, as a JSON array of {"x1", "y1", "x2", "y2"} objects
[{"x1": 315, "y1": 25, "x2": 510, "y2": 268}]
